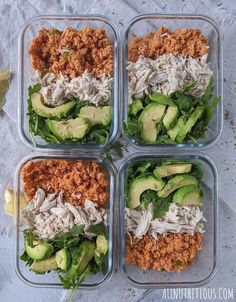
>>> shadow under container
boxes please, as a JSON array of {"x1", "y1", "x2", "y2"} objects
[
  {"x1": 14, "y1": 154, "x2": 115, "y2": 289},
  {"x1": 18, "y1": 15, "x2": 119, "y2": 151},
  {"x1": 119, "y1": 152, "x2": 218, "y2": 288},
  {"x1": 122, "y1": 14, "x2": 223, "y2": 149}
]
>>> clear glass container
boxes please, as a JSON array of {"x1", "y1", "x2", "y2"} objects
[
  {"x1": 122, "y1": 14, "x2": 223, "y2": 149},
  {"x1": 14, "y1": 154, "x2": 116, "y2": 288},
  {"x1": 119, "y1": 152, "x2": 218, "y2": 288},
  {"x1": 18, "y1": 15, "x2": 119, "y2": 151}
]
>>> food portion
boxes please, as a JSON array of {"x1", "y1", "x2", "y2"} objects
[
  {"x1": 125, "y1": 27, "x2": 220, "y2": 145},
  {"x1": 27, "y1": 27, "x2": 114, "y2": 145},
  {"x1": 124, "y1": 160, "x2": 206, "y2": 272},
  {"x1": 0, "y1": 70, "x2": 11, "y2": 109},
  {"x1": 19, "y1": 159, "x2": 110, "y2": 291}
]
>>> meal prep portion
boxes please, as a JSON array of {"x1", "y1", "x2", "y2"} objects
[
  {"x1": 125, "y1": 27, "x2": 220, "y2": 145},
  {"x1": 19, "y1": 159, "x2": 110, "y2": 291},
  {"x1": 27, "y1": 27, "x2": 114, "y2": 145},
  {"x1": 124, "y1": 159, "x2": 206, "y2": 272}
]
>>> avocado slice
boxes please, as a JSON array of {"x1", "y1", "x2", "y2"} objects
[
  {"x1": 176, "y1": 106, "x2": 204, "y2": 143},
  {"x1": 47, "y1": 117, "x2": 90, "y2": 140},
  {"x1": 154, "y1": 163, "x2": 192, "y2": 178},
  {"x1": 157, "y1": 174, "x2": 198, "y2": 198},
  {"x1": 31, "y1": 93, "x2": 76, "y2": 118},
  {"x1": 130, "y1": 99, "x2": 143, "y2": 116},
  {"x1": 163, "y1": 105, "x2": 178, "y2": 130},
  {"x1": 56, "y1": 248, "x2": 71, "y2": 271},
  {"x1": 67, "y1": 241, "x2": 95, "y2": 279},
  {"x1": 30, "y1": 256, "x2": 58, "y2": 274},
  {"x1": 79, "y1": 106, "x2": 112, "y2": 126},
  {"x1": 167, "y1": 116, "x2": 185, "y2": 141},
  {"x1": 128, "y1": 176, "x2": 165, "y2": 209},
  {"x1": 96, "y1": 235, "x2": 108, "y2": 255},
  {"x1": 25, "y1": 240, "x2": 53, "y2": 261},
  {"x1": 173, "y1": 185, "x2": 203, "y2": 206},
  {"x1": 138, "y1": 102, "x2": 166, "y2": 143}
]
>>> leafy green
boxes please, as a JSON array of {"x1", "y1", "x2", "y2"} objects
[
  {"x1": 50, "y1": 225, "x2": 85, "y2": 249},
  {"x1": 20, "y1": 251, "x2": 34, "y2": 266},
  {"x1": 190, "y1": 163, "x2": 204, "y2": 181},
  {"x1": 140, "y1": 190, "x2": 157, "y2": 209},
  {"x1": 149, "y1": 92, "x2": 174, "y2": 105},
  {"x1": 87, "y1": 223, "x2": 106, "y2": 236},
  {"x1": 123, "y1": 120, "x2": 140, "y2": 138},
  {"x1": 24, "y1": 229, "x2": 38, "y2": 248},
  {"x1": 153, "y1": 193, "x2": 174, "y2": 220}
]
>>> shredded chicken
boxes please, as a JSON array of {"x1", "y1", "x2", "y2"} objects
[
  {"x1": 21, "y1": 189, "x2": 108, "y2": 240},
  {"x1": 33, "y1": 70, "x2": 113, "y2": 107},
  {"x1": 128, "y1": 54, "x2": 212, "y2": 103},
  {"x1": 125, "y1": 203, "x2": 206, "y2": 239}
]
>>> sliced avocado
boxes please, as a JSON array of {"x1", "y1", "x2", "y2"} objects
[
  {"x1": 167, "y1": 116, "x2": 185, "y2": 141},
  {"x1": 163, "y1": 105, "x2": 178, "y2": 130},
  {"x1": 149, "y1": 93, "x2": 174, "y2": 105},
  {"x1": 79, "y1": 106, "x2": 112, "y2": 126},
  {"x1": 130, "y1": 99, "x2": 143, "y2": 116},
  {"x1": 56, "y1": 248, "x2": 71, "y2": 271},
  {"x1": 154, "y1": 163, "x2": 192, "y2": 178},
  {"x1": 31, "y1": 93, "x2": 76, "y2": 118},
  {"x1": 128, "y1": 176, "x2": 165, "y2": 209},
  {"x1": 96, "y1": 235, "x2": 108, "y2": 255},
  {"x1": 138, "y1": 102, "x2": 166, "y2": 143},
  {"x1": 157, "y1": 174, "x2": 198, "y2": 198},
  {"x1": 68, "y1": 241, "x2": 95, "y2": 279},
  {"x1": 47, "y1": 117, "x2": 90, "y2": 140},
  {"x1": 173, "y1": 185, "x2": 203, "y2": 206},
  {"x1": 176, "y1": 106, "x2": 204, "y2": 143},
  {"x1": 25, "y1": 240, "x2": 53, "y2": 261},
  {"x1": 30, "y1": 256, "x2": 58, "y2": 274}
]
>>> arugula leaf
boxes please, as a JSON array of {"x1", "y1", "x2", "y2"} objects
[
  {"x1": 24, "y1": 230, "x2": 38, "y2": 248},
  {"x1": 153, "y1": 193, "x2": 174, "y2": 220},
  {"x1": 87, "y1": 223, "x2": 106, "y2": 236},
  {"x1": 149, "y1": 92, "x2": 175, "y2": 105},
  {"x1": 94, "y1": 253, "x2": 106, "y2": 272},
  {"x1": 50, "y1": 225, "x2": 85, "y2": 249},
  {"x1": 123, "y1": 120, "x2": 140, "y2": 138},
  {"x1": 20, "y1": 251, "x2": 34, "y2": 266},
  {"x1": 103, "y1": 141, "x2": 126, "y2": 164},
  {"x1": 173, "y1": 92, "x2": 194, "y2": 115},
  {"x1": 140, "y1": 190, "x2": 157, "y2": 209}
]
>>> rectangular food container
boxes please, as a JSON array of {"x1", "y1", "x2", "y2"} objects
[
  {"x1": 122, "y1": 14, "x2": 223, "y2": 149},
  {"x1": 18, "y1": 15, "x2": 119, "y2": 151},
  {"x1": 14, "y1": 154, "x2": 115, "y2": 288},
  {"x1": 119, "y1": 152, "x2": 218, "y2": 288}
]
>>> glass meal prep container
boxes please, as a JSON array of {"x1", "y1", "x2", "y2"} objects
[
  {"x1": 14, "y1": 154, "x2": 115, "y2": 288},
  {"x1": 18, "y1": 15, "x2": 119, "y2": 151},
  {"x1": 122, "y1": 14, "x2": 223, "y2": 149},
  {"x1": 119, "y1": 152, "x2": 218, "y2": 288}
]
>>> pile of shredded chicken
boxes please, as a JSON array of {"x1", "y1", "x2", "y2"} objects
[
  {"x1": 21, "y1": 160, "x2": 109, "y2": 207},
  {"x1": 128, "y1": 27, "x2": 209, "y2": 62},
  {"x1": 29, "y1": 27, "x2": 114, "y2": 78},
  {"x1": 126, "y1": 233, "x2": 203, "y2": 272}
]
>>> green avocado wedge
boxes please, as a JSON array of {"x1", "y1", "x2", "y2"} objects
[
  {"x1": 128, "y1": 176, "x2": 165, "y2": 209},
  {"x1": 167, "y1": 116, "x2": 185, "y2": 141},
  {"x1": 138, "y1": 102, "x2": 166, "y2": 143},
  {"x1": 173, "y1": 185, "x2": 203, "y2": 206},
  {"x1": 79, "y1": 106, "x2": 112, "y2": 126},
  {"x1": 25, "y1": 240, "x2": 53, "y2": 261},
  {"x1": 157, "y1": 174, "x2": 198, "y2": 198},
  {"x1": 31, "y1": 92, "x2": 76, "y2": 118},
  {"x1": 30, "y1": 256, "x2": 58, "y2": 274},
  {"x1": 47, "y1": 117, "x2": 91, "y2": 141},
  {"x1": 176, "y1": 106, "x2": 204, "y2": 143},
  {"x1": 163, "y1": 105, "x2": 179, "y2": 130},
  {"x1": 154, "y1": 163, "x2": 192, "y2": 178}
]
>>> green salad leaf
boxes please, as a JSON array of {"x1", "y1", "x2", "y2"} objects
[{"x1": 153, "y1": 193, "x2": 174, "y2": 220}]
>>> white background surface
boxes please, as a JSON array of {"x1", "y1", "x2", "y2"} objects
[{"x1": 0, "y1": 0, "x2": 236, "y2": 301}]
